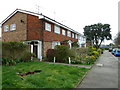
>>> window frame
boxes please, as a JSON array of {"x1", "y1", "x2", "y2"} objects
[
  {"x1": 10, "y1": 24, "x2": 16, "y2": 31},
  {"x1": 62, "y1": 29, "x2": 66, "y2": 36},
  {"x1": 54, "y1": 25, "x2": 60, "y2": 34},
  {"x1": 45, "y1": 22, "x2": 51, "y2": 32},
  {"x1": 75, "y1": 34, "x2": 78, "y2": 39},
  {"x1": 72, "y1": 33, "x2": 75, "y2": 38},
  {"x1": 67, "y1": 31, "x2": 71, "y2": 37},
  {"x1": 4, "y1": 25, "x2": 9, "y2": 32},
  {"x1": 52, "y1": 41, "x2": 61, "y2": 49}
]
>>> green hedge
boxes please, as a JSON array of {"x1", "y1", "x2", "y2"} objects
[{"x1": 2, "y1": 41, "x2": 35, "y2": 66}]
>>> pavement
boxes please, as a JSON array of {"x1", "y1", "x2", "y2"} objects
[
  {"x1": 47, "y1": 62, "x2": 91, "y2": 68},
  {"x1": 77, "y1": 50, "x2": 118, "y2": 88}
]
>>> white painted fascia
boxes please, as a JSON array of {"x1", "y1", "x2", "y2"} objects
[
  {"x1": 1, "y1": 9, "x2": 85, "y2": 37},
  {"x1": 1, "y1": 9, "x2": 43, "y2": 25}
]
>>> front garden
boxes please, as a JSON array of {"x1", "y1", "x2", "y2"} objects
[
  {"x1": 2, "y1": 41, "x2": 103, "y2": 88},
  {"x1": 46, "y1": 45, "x2": 103, "y2": 65}
]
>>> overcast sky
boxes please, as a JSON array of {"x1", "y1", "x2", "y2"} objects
[{"x1": 0, "y1": 0, "x2": 119, "y2": 44}]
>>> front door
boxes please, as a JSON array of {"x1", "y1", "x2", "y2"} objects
[{"x1": 33, "y1": 45, "x2": 38, "y2": 58}]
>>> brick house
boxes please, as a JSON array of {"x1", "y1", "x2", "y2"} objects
[{"x1": 1, "y1": 9, "x2": 86, "y2": 60}]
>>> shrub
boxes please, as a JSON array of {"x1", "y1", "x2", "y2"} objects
[
  {"x1": 2, "y1": 57, "x2": 21, "y2": 66},
  {"x1": 72, "y1": 41, "x2": 79, "y2": 47},
  {"x1": 92, "y1": 51, "x2": 99, "y2": 56},
  {"x1": 2, "y1": 41, "x2": 32, "y2": 66},
  {"x1": 21, "y1": 51, "x2": 36, "y2": 62},
  {"x1": 86, "y1": 55, "x2": 96, "y2": 65},
  {"x1": 46, "y1": 49, "x2": 56, "y2": 62},
  {"x1": 54, "y1": 45, "x2": 73, "y2": 63}
]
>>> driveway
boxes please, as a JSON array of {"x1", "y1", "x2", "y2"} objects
[{"x1": 77, "y1": 50, "x2": 118, "y2": 88}]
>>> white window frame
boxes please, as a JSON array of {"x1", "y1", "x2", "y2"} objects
[
  {"x1": 4, "y1": 25, "x2": 9, "y2": 32},
  {"x1": 45, "y1": 22, "x2": 51, "y2": 32},
  {"x1": 52, "y1": 41, "x2": 61, "y2": 49},
  {"x1": 54, "y1": 25, "x2": 60, "y2": 34},
  {"x1": 72, "y1": 33, "x2": 75, "y2": 38},
  {"x1": 67, "y1": 31, "x2": 71, "y2": 37},
  {"x1": 62, "y1": 29, "x2": 66, "y2": 36},
  {"x1": 75, "y1": 34, "x2": 78, "y2": 39},
  {"x1": 10, "y1": 24, "x2": 16, "y2": 31}
]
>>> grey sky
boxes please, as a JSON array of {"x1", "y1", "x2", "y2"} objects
[{"x1": 0, "y1": 0, "x2": 119, "y2": 44}]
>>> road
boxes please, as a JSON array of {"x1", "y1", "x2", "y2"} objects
[{"x1": 77, "y1": 50, "x2": 118, "y2": 88}]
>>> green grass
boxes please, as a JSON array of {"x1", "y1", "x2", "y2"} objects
[
  {"x1": 2, "y1": 61, "x2": 89, "y2": 88},
  {"x1": 0, "y1": 65, "x2": 2, "y2": 89}
]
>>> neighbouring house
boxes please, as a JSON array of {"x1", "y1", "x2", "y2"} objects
[{"x1": 1, "y1": 9, "x2": 86, "y2": 60}]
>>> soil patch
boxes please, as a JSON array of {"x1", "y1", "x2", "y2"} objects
[{"x1": 17, "y1": 70, "x2": 42, "y2": 76}]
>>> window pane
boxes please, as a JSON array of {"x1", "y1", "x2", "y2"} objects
[
  {"x1": 62, "y1": 29, "x2": 65, "y2": 35},
  {"x1": 4, "y1": 25, "x2": 9, "y2": 32},
  {"x1": 75, "y1": 34, "x2": 78, "y2": 39},
  {"x1": 52, "y1": 41, "x2": 61, "y2": 49},
  {"x1": 45, "y1": 23, "x2": 51, "y2": 32},
  {"x1": 72, "y1": 33, "x2": 74, "y2": 38},
  {"x1": 67, "y1": 31, "x2": 71, "y2": 37},
  {"x1": 10, "y1": 24, "x2": 16, "y2": 31},
  {"x1": 54, "y1": 25, "x2": 60, "y2": 34}
]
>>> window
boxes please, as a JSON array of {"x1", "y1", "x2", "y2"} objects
[
  {"x1": 4, "y1": 25, "x2": 9, "y2": 32},
  {"x1": 45, "y1": 23, "x2": 51, "y2": 32},
  {"x1": 62, "y1": 29, "x2": 66, "y2": 36},
  {"x1": 54, "y1": 25, "x2": 60, "y2": 34},
  {"x1": 75, "y1": 34, "x2": 78, "y2": 39},
  {"x1": 67, "y1": 31, "x2": 71, "y2": 37},
  {"x1": 52, "y1": 41, "x2": 60, "y2": 49},
  {"x1": 10, "y1": 24, "x2": 16, "y2": 31},
  {"x1": 72, "y1": 33, "x2": 75, "y2": 38}
]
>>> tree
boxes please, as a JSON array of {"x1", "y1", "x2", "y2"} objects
[
  {"x1": 83, "y1": 23, "x2": 112, "y2": 48},
  {"x1": 114, "y1": 32, "x2": 120, "y2": 46}
]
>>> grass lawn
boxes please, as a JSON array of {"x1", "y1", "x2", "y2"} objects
[
  {"x1": 2, "y1": 61, "x2": 89, "y2": 88},
  {"x1": 0, "y1": 65, "x2": 2, "y2": 89}
]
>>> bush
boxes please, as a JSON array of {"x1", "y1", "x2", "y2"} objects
[
  {"x1": 21, "y1": 51, "x2": 36, "y2": 62},
  {"x1": 2, "y1": 41, "x2": 32, "y2": 66},
  {"x1": 72, "y1": 41, "x2": 79, "y2": 47},
  {"x1": 54, "y1": 45, "x2": 74, "y2": 63},
  {"x1": 46, "y1": 49, "x2": 56, "y2": 62},
  {"x1": 86, "y1": 55, "x2": 96, "y2": 65},
  {"x1": 71, "y1": 47, "x2": 101, "y2": 65}
]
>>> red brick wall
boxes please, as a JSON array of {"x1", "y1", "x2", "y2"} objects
[
  {"x1": 27, "y1": 14, "x2": 42, "y2": 40},
  {"x1": 2, "y1": 12, "x2": 27, "y2": 42},
  {"x1": 43, "y1": 20, "x2": 78, "y2": 42}
]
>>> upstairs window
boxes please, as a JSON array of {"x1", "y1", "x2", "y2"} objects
[
  {"x1": 54, "y1": 25, "x2": 60, "y2": 34},
  {"x1": 10, "y1": 24, "x2": 16, "y2": 31},
  {"x1": 62, "y1": 29, "x2": 66, "y2": 36},
  {"x1": 67, "y1": 31, "x2": 71, "y2": 37},
  {"x1": 45, "y1": 23, "x2": 51, "y2": 32},
  {"x1": 4, "y1": 25, "x2": 9, "y2": 32},
  {"x1": 75, "y1": 34, "x2": 78, "y2": 39},
  {"x1": 72, "y1": 33, "x2": 75, "y2": 38}
]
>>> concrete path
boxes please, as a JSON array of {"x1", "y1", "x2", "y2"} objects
[
  {"x1": 47, "y1": 62, "x2": 91, "y2": 68},
  {"x1": 77, "y1": 50, "x2": 118, "y2": 88}
]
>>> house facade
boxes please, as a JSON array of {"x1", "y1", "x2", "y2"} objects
[{"x1": 1, "y1": 9, "x2": 86, "y2": 60}]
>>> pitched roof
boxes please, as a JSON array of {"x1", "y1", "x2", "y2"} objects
[{"x1": 1, "y1": 9, "x2": 84, "y2": 36}]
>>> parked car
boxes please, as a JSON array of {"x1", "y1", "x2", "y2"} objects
[
  {"x1": 111, "y1": 48, "x2": 117, "y2": 55},
  {"x1": 114, "y1": 49, "x2": 120, "y2": 56},
  {"x1": 109, "y1": 48, "x2": 113, "y2": 52}
]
